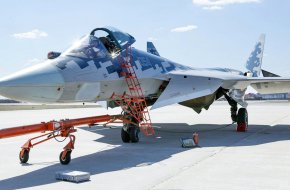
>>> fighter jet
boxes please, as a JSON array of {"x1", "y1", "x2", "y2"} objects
[{"x1": 1, "y1": 26, "x2": 290, "y2": 143}]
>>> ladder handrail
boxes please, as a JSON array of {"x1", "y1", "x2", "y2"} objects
[{"x1": 111, "y1": 46, "x2": 154, "y2": 135}]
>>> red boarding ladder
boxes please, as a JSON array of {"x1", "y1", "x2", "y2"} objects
[{"x1": 111, "y1": 46, "x2": 154, "y2": 136}]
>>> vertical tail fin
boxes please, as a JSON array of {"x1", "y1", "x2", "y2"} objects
[
  {"x1": 245, "y1": 34, "x2": 265, "y2": 77},
  {"x1": 147, "y1": 42, "x2": 160, "y2": 56}
]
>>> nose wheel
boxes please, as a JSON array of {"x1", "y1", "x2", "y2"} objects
[
  {"x1": 129, "y1": 125, "x2": 140, "y2": 143},
  {"x1": 121, "y1": 127, "x2": 130, "y2": 143},
  {"x1": 121, "y1": 124, "x2": 140, "y2": 143}
]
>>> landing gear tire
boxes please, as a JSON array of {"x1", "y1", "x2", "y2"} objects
[
  {"x1": 129, "y1": 126, "x2": 140, "y2": 143},
  {"x1": 59, "y1": 150, "x2": 71, "y2": 165},
  {"x1": 19, "y1": 149, "x2": 29, "y2": 164},
  {"x1": 236, "y1": 108, "x2": 248, "y2": 132},
  {"x1": 121, "y1": 127, "x2": 130, "y2": 143}
]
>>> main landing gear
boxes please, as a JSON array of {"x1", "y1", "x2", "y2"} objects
[
  {"x1": 236, "y1": 108, "x2": 248, "y2": 132},
  {"x1": 224, "y1": 93, "x2": 248, "y2": 132}
]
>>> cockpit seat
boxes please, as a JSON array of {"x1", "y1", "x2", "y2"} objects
[{"x1": 99, "y1": 36, "x2": 116, "y2": 54}]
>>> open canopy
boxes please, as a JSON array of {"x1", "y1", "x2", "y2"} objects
[
  {"x1": 63, "y1": 26, "x2": 136, "y2": 59},
  {"x1": 90, "y1": 26, "x2": 136, "y2": 50}
]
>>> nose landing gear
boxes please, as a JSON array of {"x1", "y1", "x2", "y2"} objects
[
  {"x1": 121, "y1": 116, "x2": 140, "y2": 143},
  {"x1": 128, "y1": 125, "x2": 140, "y2": 143}
]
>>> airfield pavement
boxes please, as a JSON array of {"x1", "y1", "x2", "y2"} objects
[{"x1": 1, "y1": 101, "x2": 290, "y2": 190}]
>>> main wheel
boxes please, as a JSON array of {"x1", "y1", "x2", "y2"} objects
[
  {"x1": 19, "y1": 149, "x2": 29, "y2": 164},
  {"x1": 59, "y1": 150, "x2": 71, "y2": 165},
  {"x1": 236, "y1": 108, "x2": 248, "y2": 132},
  {"x1": 129, "y1": 126, "x2": 140, "y2": 143},
  {"x1": 121, "y1": 127, "x2": 130, "y2": 143}
]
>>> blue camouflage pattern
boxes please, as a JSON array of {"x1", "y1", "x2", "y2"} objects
[
  {"x1": 246, "y1": 34, "x2": 265, "y2": 77},
  {"x1": 147, "y1": 42, "x2": 160, "y2": 56}
]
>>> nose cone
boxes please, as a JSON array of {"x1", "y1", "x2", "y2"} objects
[{"x1": 0, "y1": 62, "x2": 64, "y2": 103}]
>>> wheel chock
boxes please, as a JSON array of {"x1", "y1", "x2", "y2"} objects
[
  {"x1": 180, "y1": 132, "x2": 199, "y2": 148},
  {"x1": 55, "y1": 170, "x2": 90, "y2": 183}
]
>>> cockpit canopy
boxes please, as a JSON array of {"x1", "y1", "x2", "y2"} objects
[
  {"x1": 90, "y1": 26, "x2": 135, "y2": 50},
  {"x1": 63, "y1": 26, "x2": 135, "y2": 59}
]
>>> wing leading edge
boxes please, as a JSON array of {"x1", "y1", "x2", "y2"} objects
[{"x1": 151, "y1": 73, "x2": 223, "y2": 110}]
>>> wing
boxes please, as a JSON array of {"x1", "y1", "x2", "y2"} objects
[
  {"x1": 151, "y1": 73, "x2": 222, "y2": 109},
  {"x1": 152, "y1": 70, "x2": 290, "y2": 110}
]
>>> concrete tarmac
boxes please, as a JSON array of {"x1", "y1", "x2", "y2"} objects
[{"x1": 1, "y1": 101, "x2": 290, "y2": 190}]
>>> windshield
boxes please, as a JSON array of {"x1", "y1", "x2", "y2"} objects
[
  {"x1": 107, "y1": 27, "x2": 135, "y2": 47},
  {"x1": 63, "y1": 35, "x2": 107, "y2": 59}
]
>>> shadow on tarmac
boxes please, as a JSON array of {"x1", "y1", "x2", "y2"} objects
[{"x1": 1, "y1": 123, "x2": 290, "y2": 189}]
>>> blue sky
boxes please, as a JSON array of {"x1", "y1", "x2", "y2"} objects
[{"x1": 0, "y1": 0, "x2": 289, "y2": 77}]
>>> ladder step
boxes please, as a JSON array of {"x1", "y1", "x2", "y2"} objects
[
  {"x1": 121, "y1": 64, "x2": 132, "y2": 68},
  {"x1": 125, "y1": 75, "x2": 137, "y2": 79},
  {"x1": 124, "y1": 73, "x2": 136, "y2": 77},
  {"x1": 129, "y1": 87, "x2": 142, "y2": 91},
  {"x1": 126, "y1": 78, "x2": 139, "y2": 83},
  {"x1": 126, "y1": 83, "x2": 141, "y2": 88},
  {"x1": 128, "y1": 84, "x2": 141, "y2": 88},
  {"x1": 131, "y1": 98, "x2": 145, "y2": 102}
]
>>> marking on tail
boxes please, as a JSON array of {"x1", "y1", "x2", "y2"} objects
[{"x1": 245, "y1": 34, "x2": 265, "y2": 77}]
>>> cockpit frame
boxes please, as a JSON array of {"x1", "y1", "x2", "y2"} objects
[{"x1": 90, "y1": 27, "x2": 136, "y2": 51}]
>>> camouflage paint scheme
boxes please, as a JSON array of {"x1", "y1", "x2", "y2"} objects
[{"x1": 1, "y1": 27, "x2": 290, "y2": 114}]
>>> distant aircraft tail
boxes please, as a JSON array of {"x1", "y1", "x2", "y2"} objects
[
  {"x1": 147, "y1": 42, "x2": 160, "y2": 56},
  {"x1": 245, "y1": 34, "x2": 265, "y2": 77}
]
